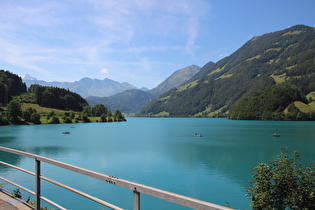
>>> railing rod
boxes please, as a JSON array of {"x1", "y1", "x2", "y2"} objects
[
  {"x1": 0, "y1": 161, "x2": 121, "y2": 210},
  {"x1": 0, "y1": 160, "x2": 121, "y2": 210},
  {"x1": 133, "y1": 189, "x2": 140, "y2": 210},
  {"x1": 0, "y1": 176, "x2": 35, "y2": 196},
  {"x1": 41, "y1": 197, "x2": 67, "y2": 210},
  {"x1": 40, "y1": 176, "x2": 123, "y2": 210},
  {"x1": 38, "y1": 155, "x2": 230, "y2": 209},
  {"x1": 0, "y1": 161, "x2": 35, "y2": 176},
  {"x1": 0, "y1": 176, "x2": 66, "y2": 210},
  {"x1": 35, "y1": 159, "x2": 41, "y2": 210}
]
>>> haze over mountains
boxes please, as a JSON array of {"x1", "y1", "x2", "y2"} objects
[
  {"x1": 23, "y1": 75, "x2": 138, "y2": 98},
  {"x1": 23, "y1": 65, "x2": 201, "y2": 113}
]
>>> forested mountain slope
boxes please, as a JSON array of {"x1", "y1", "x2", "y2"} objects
[
  {"x1": 140, "y1": 25, "x2": 315, "y2": 117},
  {"x1": 0, "y1": 70, "x2": 27, "y2": 105},
  {"x1": 228, "y1": 85, "x2": 314, "y2": 120},
  {"x1": 86, "y1": 65, "x2": 201, "y2": 113},
  {"x1": 86, "y1": 89, "x2": 152, "y2": 113},
  {"x1": 148, "y1": 65, "x2": 201, "y2": 98}
]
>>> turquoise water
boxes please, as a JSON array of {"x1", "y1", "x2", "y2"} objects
[{"x1": 0, "y1": 118, "x2": 315, "y2": 209}]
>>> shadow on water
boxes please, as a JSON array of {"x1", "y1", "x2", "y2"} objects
[
  {"x1": 0, "y1": 132, "x2": 22, "y2": 172},
  {"x1": 0, "y1": 136, "x2": 17, "y2": 144},
  {"x1": 28, "y1": 146, "x2": 70, "y2": 157},
  {"x1": 0, "y1": 151, "x2": 22, "y2": 172}
]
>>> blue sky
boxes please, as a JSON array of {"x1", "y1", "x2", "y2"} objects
[{"x1": 0, "y1": 0, "x2": 314, "y2": 89}]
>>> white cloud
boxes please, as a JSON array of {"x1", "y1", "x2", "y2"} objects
[{"x1": 0, "y1": 0, "x2": 211, "y2": 87}]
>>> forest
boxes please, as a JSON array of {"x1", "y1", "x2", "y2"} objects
[
  {"x1": 228, "y1": 85, "x2": 315, "y2": 121},
  {"x1": 0, "y1": 70, "x2": 126, "y2": 125}
]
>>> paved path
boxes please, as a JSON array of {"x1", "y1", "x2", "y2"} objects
[
  {"x1": 0, "y1": 191, "x2": 34, "y2": 210},
  {"x1": 0, "y1": 198, "x2": 19, "y2": 210}
]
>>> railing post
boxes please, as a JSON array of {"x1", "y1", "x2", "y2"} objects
[
  {"x1": 35, "y1": 159, "x2": 41, "y2": 210},
  {"x1": 133, "y1": 188, "x2": 140, "y2": 210}
]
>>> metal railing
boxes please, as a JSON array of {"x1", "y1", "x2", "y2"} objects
[{"x1": 0, "y1": 146, "x2": 232, "y2": 210}]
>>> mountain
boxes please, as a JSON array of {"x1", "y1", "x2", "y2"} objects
[
  {"x1": 148, "y1": 65, "x2": 201, "y2": 98},
  {"x1": 140, "y1": 25, "x2": 315, "y2": 117},
  {"x1": 27, "y1": 84, "x2": 89, "y2": 111},
  {"x1": 228, "y1": 84, "x2": 313, "y2": 120},
  {"x1": 23, "y1": 76, "x2": 138, "y2": 98},
  {"x1": 85, "y1": 65, "x2": 201, "y2": 113},
  {"x1": 86, "y1": 89, "x2": 153, "y2": 114}
]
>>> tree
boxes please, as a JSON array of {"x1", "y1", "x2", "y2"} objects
[
  {"x1": 46, "y1": 110, "x2": 56, "y2": 121},
  {"x1": 6, "y1": 100, "x2": 22, "y2": 124},
  {"x1": 62, "y1": 113, "x2": 72, "y2": 123},
  {"x1": 69, "y1": 112, "x2": 75, "y2": 120},
  {"x1": 247, "y1": 147, "x2": 315, "y2": 209},
  {"x1": 0, "y1": 111, "x2": 9, "y2": 125},
  {"x1": 82, "y1": 115, "x2": 91, "y2": 123},
  {"x1": 82, "y1": 105, "x2": 91, "y2": 116},
  {"x1": 22, "y1": 107, "x2": 37, "y2": 122},
  {"x1": 50, "y1": 116, "x2": 60, "y2": 124},
  {"x1": 30, "y1": 113, "x2": 41, "y2": 124},
  {"x1": 100, "y1": 114, "x2": 107, "y2": 122},
  {"x1": 91, "y1": 104, "x2": 107, "y2": 117},
  {"x1": 113, "y1": 109, "x2": 125, "y2": 121}
]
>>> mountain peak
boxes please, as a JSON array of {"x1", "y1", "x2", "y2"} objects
[
  {"x1": 148, "y1": 65, "x2": 201, "y2": 98},
  {"x1": 23, "y1": 74, "x2": 37, "y2": 80},
  {"x1": 23, "y1": 76, "x2": 138, "y2": 97}
]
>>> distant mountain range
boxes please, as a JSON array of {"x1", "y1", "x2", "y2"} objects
[
  {"x1": 23, "y1": 64, "x2": 201, "y2": 113},
  {"x1": 23, "y1": 75, "x2": 138, "y2": 98},
  {"x1": 140, "y1": 25, "x2": 315, "y2": 117},
  {"x1": 86, "y1": 65, "x2": 201, "y2": 113}
]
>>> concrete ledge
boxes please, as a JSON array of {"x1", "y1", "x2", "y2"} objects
[{"x1": 0, "y1": 190, "x2": 34, "y2": 210}]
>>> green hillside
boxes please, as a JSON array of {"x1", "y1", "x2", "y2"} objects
[
  {"x1": 228, "y1": 85, "x2": 314, "y2": 120},
  {"x1": 148, "y1": 65, "x2": 201, "y2": 98},
  {"x1": 0, "y1": 71, "x2": 126, "y2": 125},
  {"x1": 140, "y1": 25, "x2": 315, "y2": 118},
  {"x1": 86, "y1": 89, "x2": 153, "y2": 114},
  {"x1": 0, "y1": 70, "x2": 27, "y2": 105},
  {"x1": 86, "y1": 65, "x2": 201, "y2": 114}
]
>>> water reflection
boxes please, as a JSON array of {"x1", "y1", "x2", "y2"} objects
[
  {"x1": 29, "y1": 146, "x2": 70, "y2": 157},
  {"x1": 0, "y1": 136, "x2": 16, "y2": 144},
  {"x1": 0, "y1": 151, "x2": 22, "y2": 172},
  {"x1": 0, "y1": 119, "x2": 314, "y2": 210},
  {"x1": 166, "y1": 119, "x2": 315, "y2": 188}
]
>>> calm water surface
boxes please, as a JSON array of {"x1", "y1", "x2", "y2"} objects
[{"x1": 0, "y1": 118, "x2": 315, "y2": 209}]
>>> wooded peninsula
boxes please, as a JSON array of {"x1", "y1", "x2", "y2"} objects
[{"x1": 0, "y1": 70, "x2": 126, "y2": 126}]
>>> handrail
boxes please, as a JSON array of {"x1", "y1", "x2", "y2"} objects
[
  {"x1": 0, "y1": 176, "x2": 66, "y2": 210},
  {"x1": 0, "y1": 161, "x2": 122, "y2": 210},
  {"x1": 0, "y1": 146, "x2": 233, "y2": 210}
]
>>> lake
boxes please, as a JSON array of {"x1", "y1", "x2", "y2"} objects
[{"x1": 0, "y1": 118, "x2": 315, "y2": 209}]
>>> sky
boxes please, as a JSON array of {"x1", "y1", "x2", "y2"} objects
[{"x1": 0, "y1": 0, "x2": 315, "y2": 89}]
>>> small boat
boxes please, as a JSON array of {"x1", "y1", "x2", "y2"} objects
[
  {"x1": 62, "y1": 131, "x2": 70, "y2": 134},
  {"x1": 194, "y1": 133, "x2": 202, "y2": 137},
  {"x1": 272, "y1": 133, "x2": 280, "y2": 137}
]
